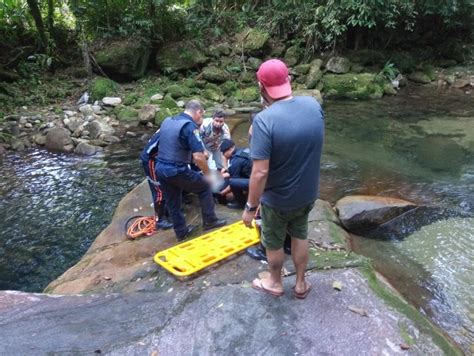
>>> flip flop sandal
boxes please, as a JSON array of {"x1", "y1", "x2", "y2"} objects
[
  {"x1": 252, "y1": 278, "x2": 284, "y2": 297},
  {"x1": 293, "y1": 282, "x2": 312, "y2": 299}
]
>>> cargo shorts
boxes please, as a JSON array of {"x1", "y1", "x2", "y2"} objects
[{"x1": 260, "y1": 202, "x2": 314, "y2": 251}]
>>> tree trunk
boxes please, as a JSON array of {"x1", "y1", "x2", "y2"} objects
[
  {"x1": 47, "y1": 0, "x2": 55, "y2": 42},
  {"x1": 26, "y1": 0, "x2": 48, "y2": 52}
]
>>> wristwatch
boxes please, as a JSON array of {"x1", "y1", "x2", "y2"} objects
[{"x1": 245, "y1": 202, "x2": 257, "y2": 212}]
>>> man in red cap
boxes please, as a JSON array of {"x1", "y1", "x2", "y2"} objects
[{"x1": 242, "y1": 59, "x2": 325, "y2": 299}]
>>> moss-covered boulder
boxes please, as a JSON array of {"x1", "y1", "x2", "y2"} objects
[
  {"x1": 239, "y1": 71, "x2": 255, "y2": 83},
  {"x1": 202, "y1": 66, "x2": 229, "y2": 83},
  {"x1": 247, "y1": 57, "x2": 262, "y2": 71},
  {"x1": 407, "y1": 71, "x2": 432, "y2": 84},
  {"x1": 90, "y1": 78, "x2": 118, "y2": 101},
  {"x1": 322, "y1": 73, "x2": 384, "y2": 100},
  {"x1": 161, "y1": 94, "x2": 178, "y2": 110},
  {"x1": 294, "y1": 64, "x2": 311, "y2": 76},
  {"x1": 284, "y1": 45, "x2": 302, "y2": 66},
  {"x1": 165, "y1": 84, "x2": 190, "y2": 99},
  {"x1": 95, "y1": 41, "x2": 150, "y2": 80},
  {"x1": 235, "y1": 28, "x2": 270, "y2": 55},
  {"x1": 155, "y1": 108, "x2": 172, "y2": 127},
  {"x1": 123, "y1": 93, "x2": 139, "y2": 106},
  {"x1": 116, "y1": 107, "x2": 138, "y2": 122},
  {"x1": 221, "y1": 81, "x2": 238, "y2": 95},
  {"x1": 236, "y1": 87, "x2": 259, "y2": 102},
  {"x1": 208, "y1": 42, "x2": 232, "y2": 58},
  {"x1": 305, "y1": 59, "x2": 324, "y2": 89},
  {"x1": 156, "y1": 41, "x2": 208, "y2": 72},
  {"x1": 203, "y1": 88, "x2": 221, "y2": 102},
  {"x1": 326, "y1": 57, "x2": 351, "y2": 74}
]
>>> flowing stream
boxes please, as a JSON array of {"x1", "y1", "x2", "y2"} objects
[{"x1": 0, "y1": 84, "x2": 473, "y2": 349}]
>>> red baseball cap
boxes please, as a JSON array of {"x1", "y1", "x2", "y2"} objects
[{"x1": 256, "y1": 59, "x2": 292, "y2": 99}]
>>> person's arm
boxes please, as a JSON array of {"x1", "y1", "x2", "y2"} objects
[
  {"x1": 182, "y1": 122, "x2": 210, "y2": 176},
  {"x1": 192, "y1": 151, "x2": 209, "y2": 175},
  {"x1": 242, "y1": 159, "x2": 269, "y2": 227}
]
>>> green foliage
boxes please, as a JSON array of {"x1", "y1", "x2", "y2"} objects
[{"x1": 378, "y1": 61, "x2": 399, "y2": 81}]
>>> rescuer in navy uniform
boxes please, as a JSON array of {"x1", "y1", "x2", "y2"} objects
[
  {"x1": 219, "y1": 139, "x2": 253, "y2": 209},
  {"x1": 139, "y1": 128, "x2": 173, "y2": 230},
  {"x1": 155, "y1": 100, "x2": 226, "y2": 241}
]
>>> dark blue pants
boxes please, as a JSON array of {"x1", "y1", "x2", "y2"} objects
[
  {"x1": 142, "y1": 160, "x2": 167, "y2": 219},
  {"x1": 229, "y1": 178, "x2": 249, "y2": 204},
  {"x1": 156, "y1": 162, "x2": 217, "y2": 238}
]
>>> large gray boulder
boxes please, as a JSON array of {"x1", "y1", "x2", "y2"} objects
[
  {"x1": 45, "y1": 128, "x2": 74, "y2": 153},
  {"x1": 75, "y1": 142, "x2": 100, "y2": 156},
  {"x1": 84, "y1": 119, "x2": 115, "y2": 139},
  {"x1": 326, "y1": 56, "x2": 351, "y2": 74},
  {"x1": 335, "y1": 195, "x2": 417, "y2": 233},
  {"x1": 95, "y1": 41, "x2": 151, "y2": 80}
]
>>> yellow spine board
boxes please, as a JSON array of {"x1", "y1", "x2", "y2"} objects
[{"x1": 154, "y1": 221, "x2": 259, "y2": 277}]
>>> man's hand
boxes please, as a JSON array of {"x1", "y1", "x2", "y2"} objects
[
  {"x1": 222, "y1": 172, "x2": 230, "y2": 178},
  {"x1": 242, "y1": 209, "x2": 256, "y2": 228}
]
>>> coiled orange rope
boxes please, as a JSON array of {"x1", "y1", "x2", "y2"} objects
[{"x1": 125, "y1": 216, "x2": 156, "y2": 240}]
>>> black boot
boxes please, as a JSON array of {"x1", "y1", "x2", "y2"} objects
[{"x1": 246, "y1": 244, "x2": 267, "y2": 261}]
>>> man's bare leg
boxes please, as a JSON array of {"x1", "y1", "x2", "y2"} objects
[
  {"x1": 291, "y1": 238, "x2": 309, "y2": 294},
  {"x1": 258, "y1": 248, "x2": 285, "y2": 294}
]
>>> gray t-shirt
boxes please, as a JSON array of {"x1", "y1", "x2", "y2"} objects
[{"x1": 251, "y1": 96, "x2": 324, "y2": 211}]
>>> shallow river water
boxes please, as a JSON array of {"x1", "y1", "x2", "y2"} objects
[{"x1": 0, "y1": 83, "x2": 473, "y2": 349}]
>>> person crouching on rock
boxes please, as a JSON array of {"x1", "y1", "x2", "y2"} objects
[{"x1": 218, "y1": 139, "x2": 253, "y2": 209}]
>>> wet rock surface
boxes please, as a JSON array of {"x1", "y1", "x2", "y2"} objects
[{"x1": 335, "y1": 195, "x2": 417, "y2": 235}]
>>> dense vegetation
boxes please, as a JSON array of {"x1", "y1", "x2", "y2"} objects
[{"x1": 1, "y1": 0, "x2": 472, "y2": 64}]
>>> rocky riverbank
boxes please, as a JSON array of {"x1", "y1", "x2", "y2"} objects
[{"x1": 1, "y1": 30, "x2": 472, "y2": 158}]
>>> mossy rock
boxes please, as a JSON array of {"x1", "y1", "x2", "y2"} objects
[
  {"x1": 284, "y1": 45, "x2": 302, "y2": 66},
  {"x1": 161, "y1": 94, "x2": 178, "y2": 109},
  {"x1": 407, "y1": 71, "x2": 432, "y2": 84},
  {"x1": 203, "y1": 88, "x2": 221, "y2": 102},
  {"x1": 306, "y1": 66, "x2": 323, "y2": 89},
  {"x1": 208, "y1": 42, "x2": 232, "y2": 58},
  {"x1": 221, "y1": 81, "x2": 238, "y2": 95},
  {"x1": 156, "y1": 41, "x2": 208, "y2": 72},
  {"x1": 235, "y1": 28, "x2": 270, "y2": 54},
  {"x1": 155, "y1": 108, "x2": 172, "y2": 127},
  {"x1": 294, "y1": 64, "x2": 311, "y2": 76},
  {"x1": 123, "y1": 93, "x2": 139, "y2": 106},
  {"x1": 202, "y1": 66, "x2": 229, "y2": 83},
  {"x1": 116, "y1": 107, "x2": 138, "y2": 122},
  {"x1": 391, "y1": 52, "x2": 417, "y2": 74},
  {"x1": 422, "y1": 65, "x2": 437, "y2": 81},
  {"x1": 95, "y1": 40, "x2": 150, "y2": 80},
  {"x1": 325, "y1": 57, "x2": 351, "y2": 74},
  {"x1": 247, "y1": 57, "x2": 262, "y2": 71},
  {"x1": 165, "y1": 84, "x2": 190, "y2": 99},
  {"x1": 383, "y1": 83, "x2": 397, "y2": 95},
  {"x1": 183, "y1": 79, "x2": 197, "y2": 89},
  {"x1": 322, "y1": 73, "x2": 384, "y2": 100},
  {"x1": 236, "y1": 87, "x2": 259, "y2": 102},
  {"x1": 239, "y1": 71, "x2": 255, "y2": 83},
  {"x1": 90, "y1": 78, "x2": 118, "y2": 101}
]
